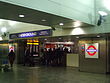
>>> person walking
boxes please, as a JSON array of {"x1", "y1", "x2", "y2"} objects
[{"x1": 8, "y1": 50, "x2": 16, "y2": 67}]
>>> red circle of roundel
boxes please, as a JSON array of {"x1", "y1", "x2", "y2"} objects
[{"x1": 87, "y1": 45, "x2": 97, "y2": 56}]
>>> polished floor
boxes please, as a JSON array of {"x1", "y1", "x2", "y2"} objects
[{"x1": 0, "y1": 65, "x2": 110, "y2": 83}]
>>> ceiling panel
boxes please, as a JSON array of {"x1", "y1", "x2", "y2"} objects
[{"x1": 0, "y1": 1, "x2": 94, "y2": 33}]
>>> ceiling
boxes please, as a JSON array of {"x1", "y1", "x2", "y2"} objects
[
  {"x1": 0, "y1": 19, "x2": 51, "y2": 34},
  {"x1": 0, "y1": 1, "x2": 93, "y2": 35}
]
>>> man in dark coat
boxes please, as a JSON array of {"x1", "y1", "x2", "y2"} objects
[{"x1": 8, "y1": 50, "x2": 15, "y2": 67}]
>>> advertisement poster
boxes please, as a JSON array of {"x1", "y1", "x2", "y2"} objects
[{"x1": 85, "y1": 43, "x2": 99, "y2": 58}]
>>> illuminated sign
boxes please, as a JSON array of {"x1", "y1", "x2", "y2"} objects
[
  {"x1": 86, "y1": 45, "x2": 97, "y2": 56},
  {"x1": 9, "y1": 29, "x2": 52, "y2": 39},
  {"x1": 85, "y1": 43, "x2": 99, "y2": 58},
  {"x1": 27, "y1": 39, "x2": 39, "y2": 45},
  {"x1": 27, "y1": 39, "x2": 39, "y2": 43},
  {"x1": 19, "y1": 32, "x2": 37, "y2": 38},
  {"x1": 39, "y1": 31, "x2": 48, "y2": 35},
  {"x1": 27, "y1": 43, "x2": 39, "y2": 45}
]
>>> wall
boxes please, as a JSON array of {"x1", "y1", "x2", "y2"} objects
[
  {"x1": 79, "y1": 38, "x2": 107, "y2": 73},
  {"x1": 107, "y1": 36, "x2": 110, "y2": 73},
  {"x1": 0, "y1": 42, "x2": 17, "y2": 65},
  {"x1": 0, "y1": 43, "x2": 9, "y2": 65}
]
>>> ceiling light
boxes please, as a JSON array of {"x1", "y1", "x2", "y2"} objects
[
  {"x1": 59, "y1": 38, "x2": 62, "y2": 39},
  {"x1": 76, "y1": 36, "x2": 79, "y2": 38},
  {"x1": 42, "y1": 19, "x2": 46, "y2": 21},
  {"x1": 1, "y1": 27, "x2": 7, "y2": 32},
  {"x1": 71, "y1": 28, "x2": 85, "y2": 35},
  {"x1": 98, "y1": 11, "x2": 108, "y2": 16},
  {"x1": 59, "y1": 23, "x2": 64, "y2": 26},
  {"x1": 44, "y1": 39, "x2": 47, "y2": 40},
  {"x1": 74, "y1": 21, "x2": 81, "y2": 27},
  {"x1": 97, "y1": 35, "x2": 100, "y2": 37},
  {"x1": 19, "y1": 14, "x2": 25, "y2": 18}
]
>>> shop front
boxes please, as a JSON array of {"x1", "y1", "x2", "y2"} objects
[{"x1": 9, "y1": 29, "x2": 52, "y2": 65}]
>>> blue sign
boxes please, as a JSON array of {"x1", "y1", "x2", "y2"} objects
[
  {"x1": 86, "y1": 49, "x2": 97, "y2": 52},
  {"x1": 9, "y1": 29, "x2": 52, "y2": 39},
  {"x1": 19, "y1": 32, "x2": 37, "y2": 38}
]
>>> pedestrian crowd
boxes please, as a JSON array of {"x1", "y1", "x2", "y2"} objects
[{"x1": 40, "y1": 47, "x2": 69, "y2": 66}]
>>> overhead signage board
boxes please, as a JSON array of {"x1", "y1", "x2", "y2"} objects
[
  {"x1": 9, "y1": 29, "x2": 52, "y2": 39},
  {"x1": 85, "y1": 43, "x2": 99, "y2": 58}
]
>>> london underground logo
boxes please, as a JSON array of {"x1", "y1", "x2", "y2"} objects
[{"x1": 86, "y1": 45, "x2": 97, "y2": 56}]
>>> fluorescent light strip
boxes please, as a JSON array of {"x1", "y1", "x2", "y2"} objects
[{"x1": 27, "y1": 43, "x2": 39, "y2": 45}]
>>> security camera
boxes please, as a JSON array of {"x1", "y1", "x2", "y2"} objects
[
  {"x1": 98, "y1": 11, "x2": 108, "y2": 16},
  {"x1": 97, "y1": 11, "x2": 108, "y2": 26}
]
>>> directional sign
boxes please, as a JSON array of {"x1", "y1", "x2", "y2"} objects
[
  {"x1": 85, "y1": 43, "x2": 99, "y2": 58},
  {"x1": 9, "y1": 29, "x2": 52, "y2": 39}
]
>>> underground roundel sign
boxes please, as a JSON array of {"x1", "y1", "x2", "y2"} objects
[{"x1": 85, "y1": 43, "x2": 99, "y2": 58}]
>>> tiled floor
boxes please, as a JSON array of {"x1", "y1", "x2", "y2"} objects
[{"x1": 0, "y1": 65, "x2": 110, "y2": 83}]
